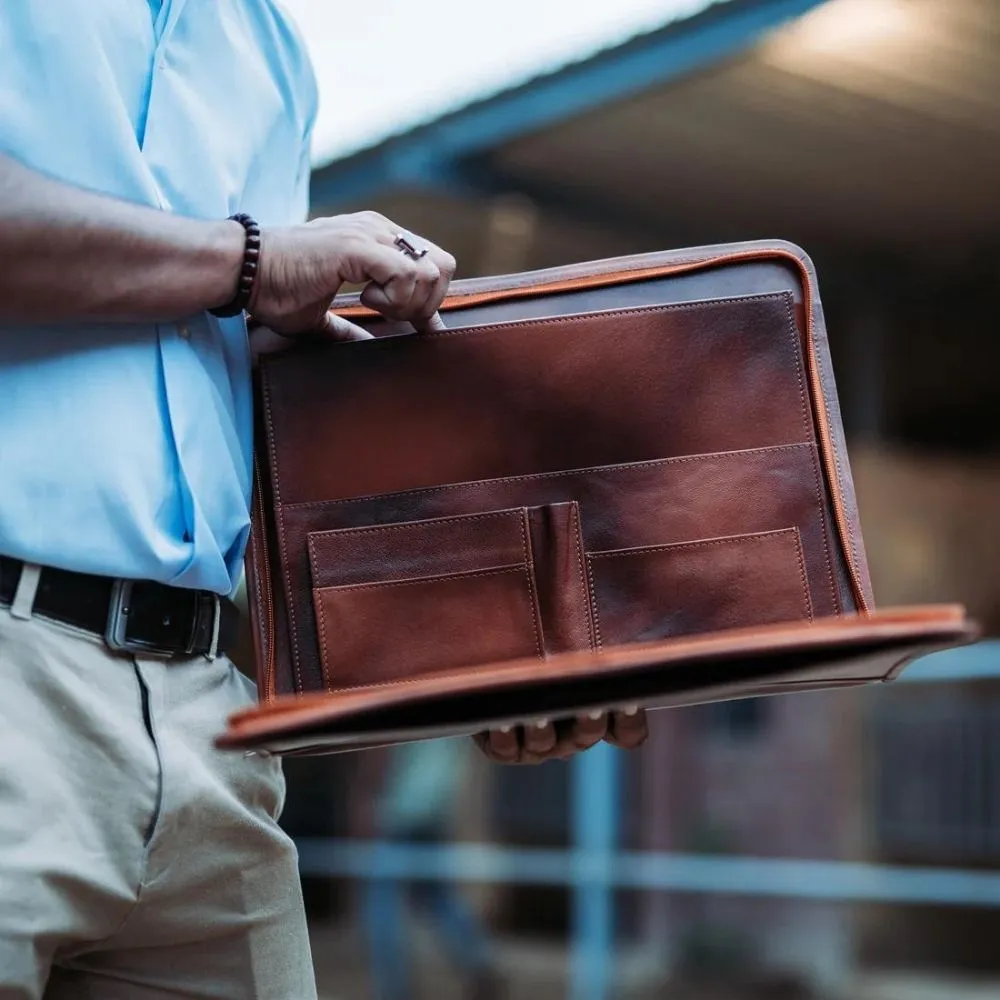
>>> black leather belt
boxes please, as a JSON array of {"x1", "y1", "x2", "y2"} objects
[{"x1": 0, "y1": 556, "x2": 239, "y2": 658}]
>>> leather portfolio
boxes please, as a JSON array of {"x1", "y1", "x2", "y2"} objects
[{"x1": 220, "y1": 240, "x2": 975, "y2": 755}]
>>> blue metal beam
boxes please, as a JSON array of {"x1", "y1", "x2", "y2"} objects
[
  {"x1": 570, "y1": 744, "x2": 621, "y2": 1000},
  {"x1": 310, "y1": 0, "x2": 832, "y2": 210},
  {"x1": 897, "y1": 640, "x2": 1000, "y2": 684},
  {"x1": 295, "y1": 840, "x2": 1000, "y2": 908}
]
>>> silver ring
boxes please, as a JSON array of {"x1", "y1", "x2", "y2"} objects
[{"x1": 393, "y1": 232, "x2": 429, "y2": 261}]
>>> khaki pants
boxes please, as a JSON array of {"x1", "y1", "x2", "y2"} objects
[{"x1": 0, "y1": 601, "x2": 317, "y2": 999}]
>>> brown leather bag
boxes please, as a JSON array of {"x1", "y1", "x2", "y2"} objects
[{"x1": 220, "y1": 240, "x2": 975, "y2": 754}]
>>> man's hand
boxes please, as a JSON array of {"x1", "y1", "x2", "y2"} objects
[
  {"x1": 251, "y1": 212, "x2": 456, "y2": 339},
  {"x1": 0, "y1": 154, "x2": 456, "y2": 331},
  {"x1": 474, "y1": 708, "x2": 648, "y2": 765}
]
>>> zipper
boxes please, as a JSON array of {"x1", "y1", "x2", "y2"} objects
[
  {"x1": 251, "y1": 456, "x2": 277, "y2": 701},
  {"x1": 332, "y1": 247, "x2": 871, "y2": 616}
]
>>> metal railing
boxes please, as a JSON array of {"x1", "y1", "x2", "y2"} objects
[
  {"x1": 297, "y1": 640, "x2": 1000, "y2": 1000},
  {"x1": 873, "y1": 696, "x2": 1000, "y2": 862}
]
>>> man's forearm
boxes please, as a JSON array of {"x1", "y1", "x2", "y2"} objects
[{"x1": 0, "y1": 154, "x2": 244, "y2": 324}]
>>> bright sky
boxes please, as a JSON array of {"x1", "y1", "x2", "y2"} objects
[{"x1": 279, "y1": 0, "x2": 720, "y2": 167}]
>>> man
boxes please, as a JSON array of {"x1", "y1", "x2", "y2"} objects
[{"x1": 0, "y1": 3, "x2": 647, "y2": 997}]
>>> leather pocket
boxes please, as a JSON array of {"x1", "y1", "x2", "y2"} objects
[
  {"x1": 308, "y1": 509, "x2": 545, "y2": 689},
  {"x1": 586, "y1": 527, "x2": 813, "y2": 648},
  {"x1": 525, "y1": 501, "x2": 596, "y2": 654}
]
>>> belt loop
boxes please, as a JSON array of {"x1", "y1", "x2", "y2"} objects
[
  {"x1": 204, "y1": 595, "x2": 222, "y2": 661},
  {"x1": 10, "y1": 563, "x2": 42, "y2": 620}
]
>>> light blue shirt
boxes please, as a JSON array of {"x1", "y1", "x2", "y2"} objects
[{"x1": 0, "y1": 0, "x2": 317, "y2": 595}]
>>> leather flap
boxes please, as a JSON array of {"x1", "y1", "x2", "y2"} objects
[{"x1": 219, "y1": 607, "x2": 977, "y2": 754}]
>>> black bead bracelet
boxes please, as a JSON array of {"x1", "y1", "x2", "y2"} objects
[{"x1": 209, "y1": 213, "x2": 261, "y2": 318}]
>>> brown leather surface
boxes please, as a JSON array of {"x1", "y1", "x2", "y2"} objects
[{"x1": 229, "y1": 240, "x2": 973, "y2": 754}]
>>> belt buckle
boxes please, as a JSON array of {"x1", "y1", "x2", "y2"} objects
[{"x1": 105, "y1": 579, "x2": 181, "y2": 657}]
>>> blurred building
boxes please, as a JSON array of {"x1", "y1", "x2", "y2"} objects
[{"x1": 261, "y1": 0, "x2": 1000, "y2": 995}]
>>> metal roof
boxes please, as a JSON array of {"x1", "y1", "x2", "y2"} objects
[
  {"x1": 310, "y1": 0, "x2": 1000, "y2": 255},
  {"x1": 489, "y1": 0, "x2": 1000, "y2": 251},
  {"x1": 309, "y1": 0, "x2": 827, "y2": 205},
  {"x1": 280, "y1": 0, "x2": 727, "y2": 167}
]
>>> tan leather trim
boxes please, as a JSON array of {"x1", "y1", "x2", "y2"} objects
[
  {"x1": 335, "y1": 264, "x2": 701, "y2": 318},
  {"x1": 218, "y1": 606, "x2": 975, "y2": 748},
  {"x1": 330, "y1": 246, "x2": 871, "y2": 614}
]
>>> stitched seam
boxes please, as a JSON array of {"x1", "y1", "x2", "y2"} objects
[
  {"x1": 586, "y1": 528, "x2": 813, "y2": 638},
  {"x1": 314, "y1": 566, "x2": 540, "y2": 692},
  {"x1": 806, "y1": 444, "x2": 841, "y2": 614},
  {"x1": 585, "y1": 555, "x2": 605, "y2": 650},
  {"x1": 307, "y1": 512, "x2": 540, "y2": 686},
  {"x1": 262, "y1": 371, "x2": 307, "y2": 695},
  {"x1": 518, "y1": 511, "x2": 545, "y2": 659},
  {"x1": 790, "y1": 527, "x2": 815, "y2": 622},
  {"x1": 308, "y1": 527, "x2": 524, "y2": 590},
  {"x1": 283, "y1": 444, "x2": 815, "y2": 511},
  {"x1": 806, "y1": 280, "x2": 863, "y2": 601},
  {"x1": 570, "y1": 503, "x2": 596, "y2": 651},
  {"x1": 315, "y1": 592, "x2": 331, "y2": 685},
  {"x1": 775, "y1": 291, "x2": 832, "y2": 612},
  {"x1": 781, "y1": 293, "x2": 812, "y2": 442},
  {"x1": 373, "y1": 292, "x2": 791, "y2": 342},
  {"x1": 249, "y1": 521, "x2": 270, "y2": 699},
  {"x1": 588, "y1": 528, "x2": 800, "y2": 560},
  {"x1": 313, "y1": 565, "x2": 526, "y2": 594},
  {"x1": 791, "y1": 254, "x2": 867, "y2": 611},
  {"x1": 308, "y1": 509, "x2": 521, "y2": 540},
  {"x1": 308, "y1": 530, "x2": 523, "y2": 589}
]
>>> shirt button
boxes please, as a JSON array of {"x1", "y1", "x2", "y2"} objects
[{"x1": 178, "y1": 323, "x2": 191, "y2": 340}]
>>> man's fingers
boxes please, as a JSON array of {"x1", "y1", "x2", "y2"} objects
[
  {"x1": 571, "y1": 711, "x2": 609, "y2": 751},
  {"x1": 353, "y1": 226, "x2": 455, "y2": 326},
  {"x1": 522, "y1": 719, "x2": 558, "y2": 761},
  {"x1": 546, "y1": 712, "x2": 608, "y2": 758},
  {"x1": 411, "y1": 246, "x2": 454, "y2": 324},
  {"x1": 607, "y1": 706, "x2": 649, "y2": 750},
  {"x1": 359, "y1": 251, "x2": 441, "y2": 321},
  {"x1": 316, "y1": 312, "x2": 374, "y2": 341},
  {"x1": 476, "y1": 726, "x2": 520, "y2": 764},
  {"x1": 360, "y1": 258, "x2": 419, "y2": 317},
  {"x1": 253, "y1": 214, "x2": 456, "y2": 334},
  {"x1": 371, "y1": 217, "x2": 457, "y2": 285},
  {"x1": 355, "y1": 242, "x2": 419, "y2": 298},
  {"x1": 410, "y1": 260, "x2": 444, "y2": 323},
  {"x1": 476, "y1": 707, "x2": 646, "y2": 765},
  {"x1": 477, "y1": 719, "x2": 559, "y2": 765},
  {"x1": 411, "y1": 311, "x2": 447, "y2": 334}
]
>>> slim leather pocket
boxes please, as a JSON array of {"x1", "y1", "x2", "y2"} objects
[
  {"x1": 587, "y1": 527, "x2": 813, "y2": 648},
  {"x1": 526, "y1": 501, "x2": 595, "y2": 654},
  {"x1": 308, "y1": 509, "x2": 544, "y2": 689}
]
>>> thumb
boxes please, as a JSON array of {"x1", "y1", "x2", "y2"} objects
[{"x1": 316, "y1": 311, "x2": 375, "y2": 342}]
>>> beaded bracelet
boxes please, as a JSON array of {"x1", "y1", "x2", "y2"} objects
[{"x1": 209, "y1": 213, "x2": 261, "y2": 318}]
